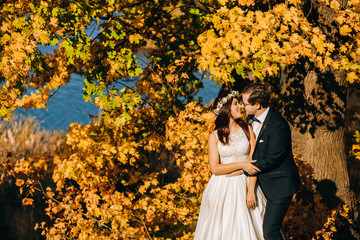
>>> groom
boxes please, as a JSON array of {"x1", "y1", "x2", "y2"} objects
[{"x1": 241, "y1": 83, "x2": 301, "y2": 240}]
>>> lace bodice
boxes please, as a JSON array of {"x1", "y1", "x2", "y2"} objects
[{"x1": 214, "y1": 128, "x2": 250, "y2": 164}]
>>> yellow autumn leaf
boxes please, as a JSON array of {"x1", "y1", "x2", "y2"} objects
[
  {"x1": 339, "y1": 45, "x2": 348, "y2": 53},
  {"x1": 22, "y1": 197, "x2": 34, "y2": 206},
  {"x1": 129, "y1": 33, "x2": 143, "y2": 44},
  {"x1": 335, "y1": 14, "x2": 347, "y2": 25},
  {"x1": 330, "y1": 0, "x2": 341, "y2": 10},
  {"x1": 15, "y1": 178, "x2": 25, "y2": 186},
  {"x1": 340, "y1": 25, "x2": 352, "y2": 36},
  {"x1": 346, "y1": 71, "x2": 358, "y2": 83}
]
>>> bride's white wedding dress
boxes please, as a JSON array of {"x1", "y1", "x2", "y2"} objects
[{"x1": 194, "y1": 128, "x2": 266, "y2": 240}]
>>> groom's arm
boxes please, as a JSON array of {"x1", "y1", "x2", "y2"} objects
[{"x1": 252, "y1": 122, "x2": 290, "y2": 173}]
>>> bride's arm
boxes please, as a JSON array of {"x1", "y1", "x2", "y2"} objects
[
  {"x1": 208, "y1": 132, "x2": 258, "y2": 175},
  {"x1": 247, "y1": 176, "x2": 258, "y2": 209},
  {"x1": 246, "y1": 124, "x2": 258, "y2": 209}
]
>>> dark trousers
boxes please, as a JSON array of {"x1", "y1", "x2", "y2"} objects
[{"x1": 263, "y1": 196, "x2": 293, "y2": 240}]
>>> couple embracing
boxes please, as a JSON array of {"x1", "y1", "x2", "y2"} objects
[{"x1": 194, "y1": 83, "x2": 301, "y2": 240}]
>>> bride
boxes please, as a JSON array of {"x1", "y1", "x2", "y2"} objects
[{"x1": 194, "y1": 90, "x2": 266, "y2": 240}]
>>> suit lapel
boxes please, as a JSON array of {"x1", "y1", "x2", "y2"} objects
[
  {"x1": 255, "y1": 109, "x2": 272, "y2": 146},
  {"x1": 256, "y1": 120, "x2": 268, "y2": 145}
]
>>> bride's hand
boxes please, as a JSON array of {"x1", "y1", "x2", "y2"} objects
[
  {"x1": 242, "y1": 161, "x2": 260, "y2": 175},
  {"x1": 226, "y1": 170, "x2": 243, "y2": 177},
  {"x1": 246, "y1": 191, "x2": 257, "y2": 209}
]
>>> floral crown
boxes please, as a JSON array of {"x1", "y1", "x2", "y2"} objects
[{"x1": 213, "y1": 90, "x2": 241, "y2": 116}]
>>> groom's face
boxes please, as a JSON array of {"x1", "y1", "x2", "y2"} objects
[{"x1": 241, "y1": 93, "x2": 258, "y2": 116}]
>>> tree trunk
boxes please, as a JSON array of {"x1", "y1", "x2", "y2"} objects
[
  {"x1": 280, "y1": 62, "x2": 354, "y2": 208},
  {"x1": 278, "y1": 0, "x2": 358, "y2": 208},
  {"x1": 292, "y1": 126, "x2": 350, "y2": 206}
]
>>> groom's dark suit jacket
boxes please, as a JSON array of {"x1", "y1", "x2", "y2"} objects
[{"x1": 249, "y1": 108, "x2": 301, "y2": 200}]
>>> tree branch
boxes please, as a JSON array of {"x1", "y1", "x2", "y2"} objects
[
  {"x1": 0, "y1": 0, "x2": 7, "y2": 8},
  {"x1": 184, "y1": 0, "x2": 216, "y2": 13},
  {"x1": 98, "y1": 0, "x2": 153, "y2": 21},
  {"x1": 122, "y1": 0, "x2": 153, "y2": 10}
]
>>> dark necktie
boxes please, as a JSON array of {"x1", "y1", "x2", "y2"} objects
[
  {"x1": 252, "y1": 116, "x2": 261, "y2": 123},
  {"x1": 248, "y1": 116, "x2": 261, "y2": 124}
]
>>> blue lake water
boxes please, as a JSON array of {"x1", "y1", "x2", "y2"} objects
[
  {"x1": 12, "y1": 23, "x2": 221, "y2": 131},
  {"x1": 15, "y1": 70, "x2": 220, "y2": 131}
]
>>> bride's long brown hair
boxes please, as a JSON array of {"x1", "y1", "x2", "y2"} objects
[{"x1": 213, "y1": 92, "x2": 250, "y2": 145}]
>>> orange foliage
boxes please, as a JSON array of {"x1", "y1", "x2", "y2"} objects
[
  {"x1": 197, "y1": 1, "x2": 360, "y2": 84},
  {"x1": 2, "y1": 103, "x2": 355, "y2": 239},
  {"x1": 1, "y1": 0, "x2": 359, "y2": 239}
]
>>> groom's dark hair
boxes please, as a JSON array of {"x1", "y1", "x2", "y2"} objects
[{"x1": 242, "y1": 83, "x2": 270, "y2": 108}]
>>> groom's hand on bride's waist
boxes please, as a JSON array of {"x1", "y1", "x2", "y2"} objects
[
  {"x1": 243, "y1": 161, "x2": 261, "y2": 176},
  {"x1": 243, "y1": 170, "x2": 260, "y2": 176}
]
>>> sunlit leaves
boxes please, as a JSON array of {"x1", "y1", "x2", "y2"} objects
[
  {"x1": 0, "y1": 1, "x2": 215, "y2": 237},
  {"x1": 0, "y1": 0, "x2": 146, "y2": 119},
  {"x1": 198, "y1": 2, "x2": 360, "y2": 84},
  {"x1": 29, "y1": 101, "x2": 213, "y2": 239},
  {"x1": 198, "y1": 5, "x2": 313, "y2": 83},
  {"x1": 352, "y1": 130, "x2": 360, "y2": 161}
]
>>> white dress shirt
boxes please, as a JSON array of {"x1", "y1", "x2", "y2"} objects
[{"x1": 252, "y1": 107, "x2": 270, "y2": 139}]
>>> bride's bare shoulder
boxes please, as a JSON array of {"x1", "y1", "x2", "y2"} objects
[{"x1": 209, "y1": 131, "x2": 218, "y2": 141}]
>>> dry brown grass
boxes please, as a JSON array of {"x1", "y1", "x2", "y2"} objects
[
  {"x1": 0, "y1": 114, "x2": 63, "y2": 163},
  {"x1": 0, "y1": 115, "x2": 64, "y2": 240}
]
